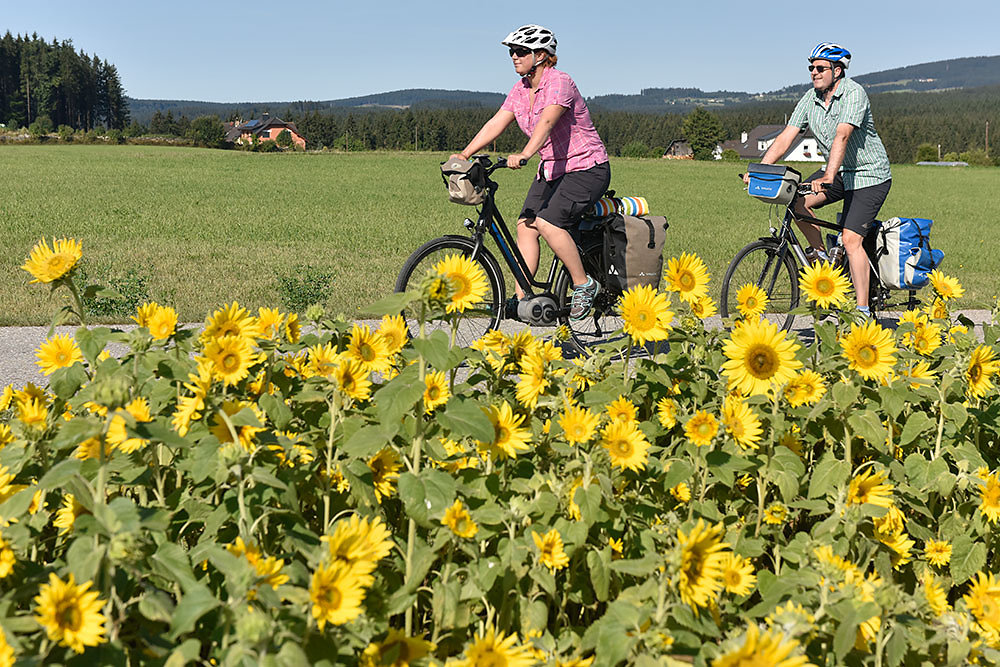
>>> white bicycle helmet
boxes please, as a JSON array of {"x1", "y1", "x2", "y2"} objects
[
  {"x1": 502, "y1": 25, "x2": 557, "y2": 55},
  {"x1": 809, "y1": 42, "x2": 851, "y2": 69}
]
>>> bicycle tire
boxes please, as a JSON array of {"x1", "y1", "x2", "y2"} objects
[
  {"x1": 394, "y1": 236, "x2": 505, "y2": 348},
  {"x1": 720, "y1": 240, "x2": 800, "y2": 331},
  {"x1": 555, "y1": 241, "x2": 626, "y2": 353}
]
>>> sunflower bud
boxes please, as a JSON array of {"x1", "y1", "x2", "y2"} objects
[
  {"x1": 419, "y1": 272, "x2": 456, "y2": 313},
  {"x1": 235, "y1": 607, "x2": 272, "y2": 645},
  {"x1": 304, "y1": 304, "x2": 326, "y2": 322},
  {"x1": 91, "y1": 373, "x2": 131, "y2": 410}
]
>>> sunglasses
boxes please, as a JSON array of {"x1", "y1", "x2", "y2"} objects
[
  {"x1": 808, "y1": 64, "x2": 832, "y2": 73},
  {"x1": 509, "y1": 47, "x2": 532, "y2": 58}
]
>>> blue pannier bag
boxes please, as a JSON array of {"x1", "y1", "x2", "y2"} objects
[{"x1": 874, "y1": 217, "x2": 944, "y2": 290}]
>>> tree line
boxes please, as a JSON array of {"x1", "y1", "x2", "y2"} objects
[{"x1": 0, "y1": 32, "x2": 129, "y2": 131}]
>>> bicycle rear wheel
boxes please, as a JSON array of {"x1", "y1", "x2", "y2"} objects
[
  {"x1": 394, "y1": 236, "x2": 504, "y2": 348},
  {"x1": 720, "y1": 240, "x2": 800, "y2": 330},
  {"x1": 555, "y1": 241, "x2": 626, "y2": 353}
]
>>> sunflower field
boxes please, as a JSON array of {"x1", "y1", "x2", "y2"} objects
[{"x1": 1, "y1": 238, "x2": 1000, "y2": 666}]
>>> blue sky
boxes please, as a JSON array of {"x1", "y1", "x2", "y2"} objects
[{"x1": 6, "y1": 0, "x2": 998, "y2": 102}]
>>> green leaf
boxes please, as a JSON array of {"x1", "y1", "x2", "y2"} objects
[
  {"x1": 900, "y1": 412, "x2": 937, "y2": 446},
  {"x1": 361, "y1": 292, "x2": 413, "y2": 318},
  {"x1": 831, "y1": 601, "x2": 860, "y2": 661},
  {"x1": 398, "y1": 470, "x2": 456, "y2": 527},
  {"x1": 808, "y1": 453, "x2": 848, "y2": 499},
  {"x1": 259, "y1": 393, "x2": 292, "y2": 430},
  {"x1": 39, "y1": 459, "x2": 82, "y2": 489},
  {"x1": 587, "y1": 549, "x2": 611, "y2": 602},
  {"x1": 438, "y1": 398, "x2": 494, "y2": 443},
  {"x1": 49, "y1": 418, "x2": 102, "y2": 452},
  {"x1": 138, "y1": 591, "x2": 176, "y2": 624},
  {"x1": 251, "y1": 469, "x2": 289, "y2": 491},
  {"x1": 609, "y1": 554, "x2": 660, "y2": 577},
  {"x1": 169, "y1": 585, "x2": 219, "y2": 640},
  {"x1": 373, "y1": 363, "x2": 424, "y2": 425},
  {"x1": 165, "y1": 639, "x2": 203, "y2": 667},
  {"x1": 75, "y1": 326, "x2": 112, "y2": 364},
  {"x1": 942, "y1": 402, "x2": 968, "y2": 429},
  {"x1": 152, "y1": 542, "x2": 199, "y2": 592},
  {"x1": 276, "y1": 642, "x2": 312, "y2": 667},
  {"x1": 832, "y1": 381, "x2": 860, "y2": 409},
  {"x1": 950, "y1": 534, "x2": 987, "y2": 585},
  {"x1": 410, "y1": 330, "x2": 451, "y2": 369},
  {"x1": 49, "y1": 363, "x2": 89, "y2": 400},
  {"x1": 848, "y1": 410, "x2": 887, "y2": 447},
  {"x1": 663, "y1": 459, "x2": 695, "y2": 489},
  {"x1": 341, "y1": 425, "x2": 393, "y2": 460}
]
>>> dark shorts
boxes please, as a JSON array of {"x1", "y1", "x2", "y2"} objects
[
  {"x1": 519, "y1": 161, "x2": 611, "y2": 229},
  {"x1": 803, "y1": 169, "x2": 891, "y2": 236}
]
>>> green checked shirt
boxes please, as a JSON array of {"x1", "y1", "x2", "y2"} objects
[{"x1": 788, "y1": 77, "x2": 891, "y2": 190}]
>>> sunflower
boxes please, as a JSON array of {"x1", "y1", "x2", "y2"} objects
[
  {"x1": 879, "y1": 529, "x2": 914, "y2": 569},
  {"x1": 284, "y1": 312, "x2": 301, "y2": 343},
  {"x1": 201, "y1": 301, "x2": 262, "y2": 341},
  {"x1": 454, "y1": 627, "x2": 535, "y2": 667},
  {"x1": 964, "y1": 572, "x2": 1000, "y2": 634},
  {"x1": 22, "y1": 237, "x2": 83, "y2": 284},
  {"x1": 690, "y1": 295, "x2": 718, "y2": 319},
  {"x1": 924, "y1": 297, "x2": 948, "y2": 320},
  {"x1": 0, "y1": 621, "x2": 14, "y2": 665},
  {"x1": 735, "y1": 283, "x2": 770, "y2": 319},
  {"x1": 908, "y1": 321, "x2": 942, "y2": 357},
  {"x1": 360, "y1": 628, "x2": 435, "y2": 667},
  {"x1": 478, "y1": 402, "x2": 532, "y2": 460},
  {"x1": 671, "y1": 482, "x2": 692, "y2": 503},
  {"x1": 309, "y1": 560, "x2": 369, "y2": 630},
  {"x1": 676, "y1": 519, "x2": 729, "y2": 610},
  {"x1": 711, "y1": 623, "x2": 813, "y2": 667},
  {"x1": 442, "y1": 499, "x2": 478, "y2": 539},
  {"x1": 106, "y1": 398, "x2": 153, "y2": 454},
  {"x1": 203, "y1": 334, "x2": 257, "y2": 386},
  {"x1": 663, "y1": 252, "x2": 711, "y2": 303},
  {"x1": 979, "y1": 472, "x2": 1000, "y2": 524},
  {"x1": 33, "y1": 573, "x2": 107, "y2": 653},
  {"x1": 17, "y1": 396, "x2": 48, "y2": 430},
  {"x1": 566, "y1": 476, "x2": 587, "y2": 520},
  {"x1": 74, "y1": 436, "x2": 111, "y2": 461},
  {"x1": 333, "y1": 359, "x2": 373, "y2": 402},
  {"x1": 846, "y1": 468, "x2": 894, "y2": 508},
  {"x1": 432, "y1": 253, "x2": 489, "y2": 313},
  {"x1": 719, "y1": 553, "x2": 756, "y2": 597},
  {"x1": 133, "y1": 302, "x2": 178, "y2": 340},
  {"x1": 619, "y1": 284, "x2": 673, "y2": 344},
  {"x1": 967, "y1": 345, "x2": 1000, "y2": 399},
  {"x1": 929, "y1": 269, "x2": 964, "y2": 300},
  {"x1": 53, "y1": 494, "x2": 85, "y2": 534},
  {"x1": 799, "y1": 260, "x2": 852, "y2": 308},
  {"x1": 306, "y1": 342, "x2": 341, "y2": 378},
  {"x1": 515, "y1": 354, "x2": 549, "y2": 410},
  {"x1": 226, "y1": 537, "x2": 289, "y2": 593},
  {"x1": 899, "y1": 360, "x2": 937, "y2": 389},
  {"x1": 558, "y1": 404, "x2": 599, "y2": 445},
  {"x1": 722, "y1": 317, "x2": 802, "y2": 396},
  {"x1": 378, "y1": 314, "x2": 408, "y2": 355},
  {"x1": 347, "y1": 324, "x2": 392, "y2": 375},
  {"x1": 600, "y1": 419, "x2": 650, "y2": 472},
  {"x1": 685, "y1": 410, "x2": 719, "y2": 447},
  {"x1": 35, "y1": 334, "x2": 84, "y2": 376},
  {"x1": 606, "y1": 396, "x2": 637, "y2": 424},
  {"x1": 783, "y1": 369, "x2": 827, "y2": 407},
  {"x1": 923, "y1": 571, "x2": 950, "y2": 617},
  {"x1": 323, "y1": 514, "x2": 394, "y2": 575},
  {"x1": 368, "y1": 448, "x2": 401, "y2": 503},
  {"x1": 657, "y1": 397, "x2": 678, "y2": 429},
  {"x1": 532, "y1": 529, "x2": 570, "y2": 572},
  {"x1": 763, "y1": 503, "x2": 787, "y2": 525},
  {"x1": 722, "y1": 397, "x2": 762, "y2": 450},
  {"x1": 924, "y1": 540, "x2": 952, "y2": 567},
  {"x1": 840, "y1": 320, "x2": 897, "y2": 382},
  {"x1": 423, "y1": 371, "x2": 450, "y2": 414}
]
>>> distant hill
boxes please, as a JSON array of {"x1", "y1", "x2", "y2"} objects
[{"x1": 127, "y1": 54, "x2": 1000, "y2": 122}]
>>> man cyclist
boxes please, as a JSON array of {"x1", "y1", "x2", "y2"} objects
[
  {"x1": 451, "y1": 24, "x2": 611, "y2": 320},
  {"x1": 751, "y1": 42, "x2": 892, "y2": 318}
]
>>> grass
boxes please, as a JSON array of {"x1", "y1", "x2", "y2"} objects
[{"x1": 2, "y1": 144, "x2": 995, "y2": 325}]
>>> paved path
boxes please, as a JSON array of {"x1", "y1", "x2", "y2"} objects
[{"x1": 1, "y1": 311, "x2": 992, "y2": 389}]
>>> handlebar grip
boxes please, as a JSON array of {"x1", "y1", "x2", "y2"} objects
[{"x1": 518, "y1": 158, "x2": 528, "y2": 166}]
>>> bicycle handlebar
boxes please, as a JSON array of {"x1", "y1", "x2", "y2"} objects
[{"x1": 737, "y1": 173, "x2": 830, "y2": 195}]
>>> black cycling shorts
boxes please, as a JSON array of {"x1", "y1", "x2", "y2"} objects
[
  {"x1": 803, "y1": 169, "x2": 891, "y2": 236},
  {"x1": 519, "y1": 161, "x2": 611, "y2": 229}
]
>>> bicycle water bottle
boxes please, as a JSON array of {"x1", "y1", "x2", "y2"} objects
[{"x1": 828, "y1": 243, "x2": 846, "y2": 268}]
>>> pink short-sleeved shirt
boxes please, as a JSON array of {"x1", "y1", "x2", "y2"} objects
[{"x1": 500, "y1": 67, "x2": 609, "y2": 181}]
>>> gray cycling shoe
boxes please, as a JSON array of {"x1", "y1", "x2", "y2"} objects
[{"x1": 569, "y1": 276, "x2": 600, "y2": 320}]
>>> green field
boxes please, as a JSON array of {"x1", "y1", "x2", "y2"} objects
[{"x1": 3, "y1": 145, "x2": 996, "y2": 325}]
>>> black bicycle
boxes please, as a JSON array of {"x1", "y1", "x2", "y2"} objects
[
  {"x1": 394, "y1": 155, "x2": 624, "y2": 352},
  {"x1": 720, "y1": 164, "x2": 921, "y2": 330}
]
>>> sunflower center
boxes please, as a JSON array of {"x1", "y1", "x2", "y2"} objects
[
  {"x1": 679, "y1": 272, "x2": 695, "y2": 290},
  {"x1": 696, "y1": 421, "x2": 713, "y2": 437},
  {"x1": 724, "y1": 570, "x2": 741, "y2": 587},
  {"x1": 745, "y1": 344, "x2": 778, "y2": 379},
  {"x1": 970, "y1": 363, "x2": 982, "y2": 383},
  {"x1": 450, "y1": 273, "x2": 471, "y2": 299},
  {"x1": 325, "y1": 585, "x2": 343, "y2": 609},
  {"x1": 359, "y1": 343, "x2": 376, "y2": 362},
  {"x1": 427, "y1": 386, "x2": 440, "y2": 401},
  {"x1": 857, "y1": 345, "x2": 877, "y2": 366},
  {"x1": 612, "y1": 439, "x2": 634, "y2": 458},
  {"x1": 816, "y1": 278, "x2": 834, "y2": 296},
  {"x1": 221, "y1": 353, "x2": 239, "y2": 370},
  {"x1": 495, "y1": 426, "x2": 510, "y2": 444},
  {"x1": 56, "y1": 601, "x2": 82, "y2": 630}
]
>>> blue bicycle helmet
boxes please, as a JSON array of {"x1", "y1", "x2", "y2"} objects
[{"x1": 809, "y1": 42, "x2": 851, "y2": 69}]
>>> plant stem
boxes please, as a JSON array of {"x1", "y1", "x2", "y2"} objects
[{"x1": 404, "y1": 310, "x2": 429, "y2": 635}]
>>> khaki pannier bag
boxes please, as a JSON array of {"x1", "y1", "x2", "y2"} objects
[
  {"x1": 440, "y1": 158, "x2": 486, "y2": 206},
  {"x1": 603, "y1": 213, "x2": 669, "y2": 292}
]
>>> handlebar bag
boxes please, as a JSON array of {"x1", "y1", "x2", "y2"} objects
[
  {"x1": 440, "y1": 158, "x2": 486, "y2": 206},
  {"x1": 874, "y1": 217, "x2": 944, "y2": 290}
]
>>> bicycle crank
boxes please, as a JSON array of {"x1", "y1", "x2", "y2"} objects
[{"x1": 517, "y1": 294, "x2": 559, "y2": 326}]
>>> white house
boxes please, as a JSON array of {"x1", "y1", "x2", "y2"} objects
[{"x1": 718, "y1": 124, "x2": 825, "y2": 162}]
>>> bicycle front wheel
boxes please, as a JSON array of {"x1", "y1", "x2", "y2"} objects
[
  {"x1": 720, "y1": 240, "x2": 800, "y2": 330},
  {"x1": 394, "y1": 236, "x2": 505, "y2": 348},
  {"x1": 555, "y1": 241, "x2": 626, "y2": 353}
]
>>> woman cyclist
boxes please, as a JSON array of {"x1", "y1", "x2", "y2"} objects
[{"x1": 451, "y1": 24, "x2": 611, "y2": 320}]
